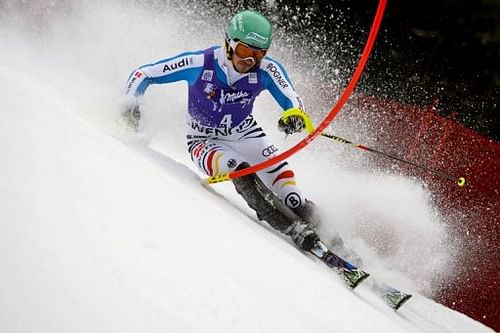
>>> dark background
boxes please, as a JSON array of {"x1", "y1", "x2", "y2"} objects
[
  {"x1": 276, "y1": 0, "x2": 499, "y2": 141},
  {"x1": 208, "y1": 0, "x2": 500, "y2": 141}
]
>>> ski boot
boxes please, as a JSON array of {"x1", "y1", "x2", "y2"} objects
[
  {"x1": 287, "y1": 221, "x2": 320, "y2": 251},
  {"x1": 329, "y1": 235, "x2": 364, "y2": 267},
  {"x1": 294, "y1": 200, "x2": 363, "y2": 266}
]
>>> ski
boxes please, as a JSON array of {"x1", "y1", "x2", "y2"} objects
[
  {"x1": 381, "y1": 286, "x2": 412, "y2": 310},
  {"x1": 310, "y1": 240, "x2": 412, "y2": 310}
]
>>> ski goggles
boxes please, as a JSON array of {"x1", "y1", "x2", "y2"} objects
[{"x1": 229, "y1": 39, "x2": 267, "y2": 62}]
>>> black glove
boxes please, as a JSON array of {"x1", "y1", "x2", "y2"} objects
[
  {"x1": 278, "y1": 115, "x2": 305, "y2": 134},
  {"x1": 121, "y1": 105, "x2": 141, "y2": 131}
]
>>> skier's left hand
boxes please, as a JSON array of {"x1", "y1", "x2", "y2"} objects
[
  {"x1": 121, "y1": 105, "x2": 141, "y2": 132},
  {"x1": 278, "y1": 108, "x2": 313, "y2": 135}
]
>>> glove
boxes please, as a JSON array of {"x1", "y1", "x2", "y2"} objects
[
  {"x1": 278, "y1": 115, "x2": 305, "y2": 134},
  {"x1": 121, "y1": 105, "x2": 141, "y2": 132},
  {"x1": 278, "y1": 108, "x2": 312, "y2": 135}
]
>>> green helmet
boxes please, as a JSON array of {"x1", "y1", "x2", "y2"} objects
[{"x1": 226, "y1": 10, "x2": 272, "y2": 49}]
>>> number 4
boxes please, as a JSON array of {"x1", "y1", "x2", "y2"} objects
[{"x1": 220, "y1": 114, "x2": 232, "y2": 128}]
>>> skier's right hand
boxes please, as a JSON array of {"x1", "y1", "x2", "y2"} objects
[{"x1": 121, "y1": 105, "x2": 141, "y2": 132}]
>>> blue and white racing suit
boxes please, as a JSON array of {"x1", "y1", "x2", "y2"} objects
[{"x1": 124, "y1": 45, "x2": 307, "y2": 209}]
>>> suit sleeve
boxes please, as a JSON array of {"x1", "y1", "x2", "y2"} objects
[
  {"x1": 260, "y1": 57, "x2": 306, "y2": 112},
  {"x1": 124, "y1": 51, "x2": 205, "y2": 98}
]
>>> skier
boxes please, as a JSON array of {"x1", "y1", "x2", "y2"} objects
[
  {"x1": 121, "y1": 9, "x2": 324, "y2": 254},
  {"x1": 120, "y1": 9, "x2": 412, "y2": 306}
]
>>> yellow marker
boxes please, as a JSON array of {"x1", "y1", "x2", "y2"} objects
[
  {"x1": 457, "y1": 177, "x2": 466, "y2": 187},
  {"x1": 207, "y1": 173, "x2": 231, "y2": 184}
]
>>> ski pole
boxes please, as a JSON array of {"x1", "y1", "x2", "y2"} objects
[
  {"x1": 320, "y1": 132, "x2": 466, "y2": 187},
  {"x1": 276, "y1": 108, "x2": 465, "y2": 186}
]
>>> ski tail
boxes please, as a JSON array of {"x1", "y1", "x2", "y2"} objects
[
  {"x1": 382, "y1": 287, "x2": 413, "y2": 310},
  {"x1": 370, "y1": 279, "x2": 413, "y2": 311}
]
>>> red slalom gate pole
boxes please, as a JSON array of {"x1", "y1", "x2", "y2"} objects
[{"x1": 205, "y1": 0, "x2": 388, "y2": 185}]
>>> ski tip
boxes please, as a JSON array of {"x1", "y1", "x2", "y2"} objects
[{"x1": 393, "y1": 293, "x2": 412, "y2": 311}]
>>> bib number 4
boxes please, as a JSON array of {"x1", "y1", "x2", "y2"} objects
[{"x1": 219, "y1": 114, "x2": 233, "y2": 128}]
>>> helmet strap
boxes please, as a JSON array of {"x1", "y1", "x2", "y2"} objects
[{"x1": 224, "y1": 39, "x2": 233, "y2": 60}]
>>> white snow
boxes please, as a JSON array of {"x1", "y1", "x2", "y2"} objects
[{"x1": 0, "y1": 1, "x2": 493, "y2": 332}]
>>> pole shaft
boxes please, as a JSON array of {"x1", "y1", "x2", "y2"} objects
[{"x1": 321, "y1": 133, "x2": 459, "y2": 183}]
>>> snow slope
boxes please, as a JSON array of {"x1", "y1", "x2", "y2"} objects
[{"x1": 0, "y1": 1, "x2": 493, "y2": 332}]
